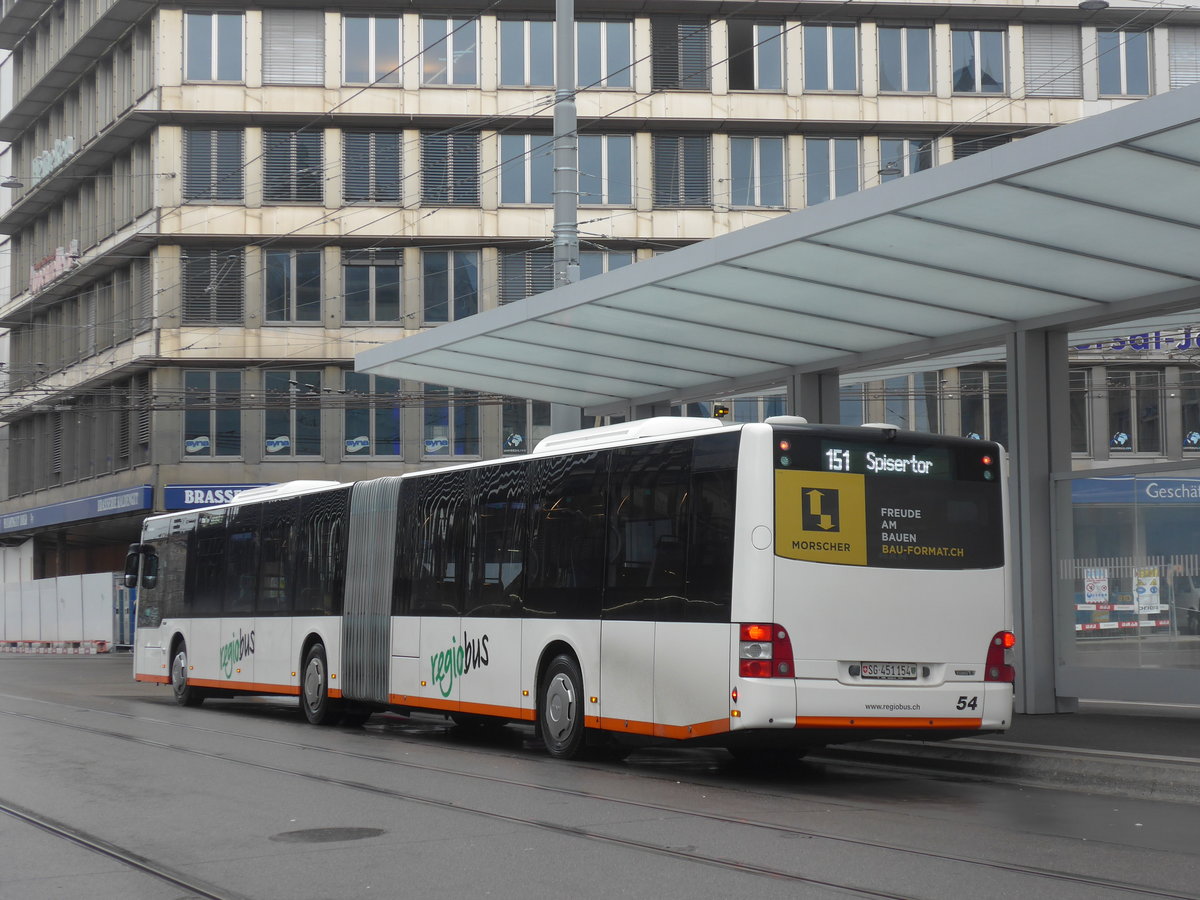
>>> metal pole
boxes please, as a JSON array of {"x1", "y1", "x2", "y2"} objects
[{"x1": 552, "y1": 0, "x2": 579, "y2": 286}]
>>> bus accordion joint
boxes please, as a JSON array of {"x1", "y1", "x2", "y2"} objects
[
  {"x1": 739, "y1": 623, "x2": 794, "y2": 678},
  {"x1": 985, "y1": 631, "x2": 1017, "y2": 683}
]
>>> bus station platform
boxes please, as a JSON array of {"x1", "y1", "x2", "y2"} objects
[{"x1": 814, "y1": 703, "x2": 1200, "y2": 803}]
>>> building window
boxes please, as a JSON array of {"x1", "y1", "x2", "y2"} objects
[
  {"x1": 1182, "y1": 370, "x2": 1200, "y2": 451},
  {"x1": 580, "y1": 249, "x2": 634, "y2": 279},
  {"x1": 1099, "y1": 29, "x2": 1151, "y2": 96},
  {"x1": 729, "y1": 136, "x2": 785, "y2": 207},
  {"x1": 652, "y1": 17, "x2": 711, "y2": 90},
  {"x1": 265, "y1": 250, "x2": 322, "y2": 323},
  {"x1": 1070, "y1": 369, "x2": 1091, "y2": 454},
  {"x1": 1107, "y1": 369, "x2": 1162, "y2": 453},
  {"x1": 500, "y1": 249, "x2": 554, "y2": 303},
  {"x1": 841, "y1": 384, "x2": 865, "y2": 426},
  {"x1": 264, "y1": 370, "x2": 322, "y2": 457},
  {"x1": 185, "y1": 11, "x2": 242, "y2": 82},
  {"x1": 263, "y1": 130, "x2": 323, "y2": 203},
  {"x1": 343, "y1": 250, "x2": 402, "y2": 322},
  {"x1": 181, "y1": 249, "x2": 244, "y2": 324},
  {"x1": 500, "y1": 134, "x2": 554, "y2": 204},
  {"x1": 952, "y1": 28, "x2": 1006, "y2": 93},
  {"x1": 721, "y1": 393, "x2": 786, "y2": 423},
  {"x1": 1024, "y1": 24, "x2": 1083, "y2": 97},
  {"x1": 959, "y1": 368, "x2": 1008, "y2": 446},
  {"x1": 577, "y1": 20, "x2": 632, "y2": 88},
  {"x1": 424, "y1": 384, "x2": 480, "y2": 456},
  {"x1": 344, "y1": 16, "x2": 401, "y2": 85},
  {"x1": 952, "y1": 135, "x2": 1010, "y2": 160},
  {"x1": 879, "y1": 138, "x2": 934, "y2": 182},
  {"x1": 184, "y1": 370, "x2": 242, "y2": 457},
  {"x1": 344, "y1": 371, "x2": 401, "y2": 456},
  {"x1": 344, "y1": 131, "x2": 401, "y2": 202},
  {"x1": 503, "y1": 399, "x2": 552, "y2": 454},
  {"x1": 421, "y1": 132, "x2": 480, "y2": 206},
  {"x1": 579, "y1": 134, "x2": 633, "y2": 205},
  {"x1": 423, "y1": 250, "x2": 479, "y2": 323},
  {"x1": 500, "y1": 19, "x2": 554, "y2": 86},
  {"x1": 728, "y1": 21, "x2": 783, "y2": 90},
  {"x1": 653, "y1": 134, "x2": 712, "y2": 208},
  {"x1": 878, "y1": 26, "x2": 931, "y2": 93},
  {"x1": 262, "y1": 10, "x2": 324, "y2": 85},
  {"x1": 183, "y1": 128, "x2": 243, "y2": 200},
  {"x1": 422, "y1": 17, "x2": 477, "y2": 85},
  {"x1": 1169, "y1": 26, "x2": 1200, "y2": 90},
  {"x1": 804, "y1": 24, "x2": 858, "y2": 91},
  {"x1": 883, "y1": 373, "x2": 940, "y2": 432},
  {"x1": 805, "y1": 137, "x2": 859, "y2": 206}
]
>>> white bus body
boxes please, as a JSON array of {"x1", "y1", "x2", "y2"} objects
[{"x1": 130, "y1": 418, "x2": 1014, "y2": 758}]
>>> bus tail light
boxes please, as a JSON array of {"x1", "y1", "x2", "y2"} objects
[
  {"x1": 739, "y1": 624, "x2": 794, "y2": 678},
  {"x1": 984, "y1": 631, "x2": 1016, "y2": 683}
]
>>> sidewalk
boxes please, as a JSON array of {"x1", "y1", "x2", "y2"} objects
[{"x1": 812, "y1": 703, "x2": 1200, "y2": 803}]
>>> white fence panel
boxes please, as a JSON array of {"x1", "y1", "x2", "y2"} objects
[
  {"x1": 57, "y1": 575, "x2": 85, "y2": 642},
  {"x1": 19, "y1": 582, "x2": 40, "y2": 641},
  {"x1": 81, "y1": 573, "x2": 114, "y2": 643}
]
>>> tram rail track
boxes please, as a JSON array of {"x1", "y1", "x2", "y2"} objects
[{"x1": 2, "y1": 699, "x2": 1197, "y2": 900}]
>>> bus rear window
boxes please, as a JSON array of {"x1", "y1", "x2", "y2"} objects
[{"x1": 772, "y1": 428, "x2": 1003, "y2": 569}]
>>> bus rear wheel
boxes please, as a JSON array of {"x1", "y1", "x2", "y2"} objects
[
  {"x1": 539, "y1": 654, "x2": 585, "y2": 759},
  {"x1": 170, "y1": 642, "x2": 204, "y2": 707},
  {"x1": 301, "y1": 643, "x2": 342, "y2": 726}
]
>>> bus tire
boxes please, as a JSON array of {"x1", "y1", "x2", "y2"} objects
[
  {"x1": 539, "y1": 654, "x2": 586, "y2": 759},
  {"x1": 170, "y1": 641, "x2": 204, "y2": 708},
  {"x1": 301, "y1": 643, "x2": 342, "y2": 726}
]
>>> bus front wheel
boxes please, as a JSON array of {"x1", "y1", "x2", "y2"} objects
[
  {"x1": 539, "y1": 654, "x2": 585, "y2": 759},
  {"x1": 171, "y1": 641, "x2": 204, "y2": 707},
  {"x1": 301, "y1": 643, "x2": 342, "y2": 726}
]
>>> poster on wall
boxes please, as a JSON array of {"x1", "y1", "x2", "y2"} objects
[
  {"x1": 1134, "y1": 568, "x2": 1161, "y2": 615},
  {"x1": 1083, "y1": 567, "x2": 1109, "y2": 604}
]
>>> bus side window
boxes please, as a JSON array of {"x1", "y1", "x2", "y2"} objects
[
  {"x1": 223, "y1": 505, "x2": 260, "y2": 615},
  {"x1": 525, "y1": 450, "x2": 609, "y2": 619},
  {"x1": 466, "y1": 463, "x2": 528, "y2": 617},
  {"x1": 684, "y1": 431, "x2": 738, "y2": 623},
  {"x1": 257, "y1": 497, "x2": 298, "y2": 616},
  {"x1": 294, "y1": 488, "x2": 350, "y2": 616},
  {"x1": 401, "y1": 472, "x2": 467, "y2": 617},
  {"x1": 186, "y1": 509, "x2": 228, "y2": 616}
]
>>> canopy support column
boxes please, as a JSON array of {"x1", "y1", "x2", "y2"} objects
[
  {"x1": 1008, "y1": 329, "x2": 1072, "y2": 714},
  {"x1": 787, "y1": 371, "x2": 840, "y2": 423}
]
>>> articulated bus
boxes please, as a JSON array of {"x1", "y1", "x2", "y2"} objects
[{"x1": 127, "y1": 417, "x2": 1015, "y2": 759}]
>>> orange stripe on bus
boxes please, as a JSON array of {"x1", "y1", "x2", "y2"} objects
[
  {"x1": 189, "y1": 678, "x2": 300, "y2": 696},
  {"x1": 597, "y1": 716, "x2": 731, "y2": 740},
  {"x1": 795, "y1": 716, "x2": 983, "y2": 729},
  {"x1": 135, "y1": 673, "x2": 170, "y2": 685},
  {"x1": 387, "y1": 695, "x2": 537, "y2": 722}
]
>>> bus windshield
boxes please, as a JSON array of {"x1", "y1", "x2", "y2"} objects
[{"x1": 772, "y1": 427, "x2": 1004, "y2": 570}]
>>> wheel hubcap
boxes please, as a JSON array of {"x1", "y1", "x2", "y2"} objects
[
  {"x1": 172, "y1": 651, "x2": 187, "y2": 693},
  {"x1": 304, "y1": 657, "x2": 324, "y2": 712},
  {"x1": 544, "y1": 673, "x2": 576, "y2": 744}
]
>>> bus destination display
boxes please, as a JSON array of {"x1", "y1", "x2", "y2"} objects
[{"x1": 774, "y1": 431, "x2": 1003, "y2": 570}]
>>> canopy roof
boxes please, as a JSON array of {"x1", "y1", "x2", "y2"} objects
[{"x1": 358, "y1": 85, "x2": 1200, "y2": 414}]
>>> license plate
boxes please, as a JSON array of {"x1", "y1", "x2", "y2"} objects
[{"x1": 860, "y1": 662, "x2": 918, "y2": 680}]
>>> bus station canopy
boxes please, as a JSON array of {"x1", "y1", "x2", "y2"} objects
[{"x1": 357, "y1": 84, "x2": 1200, "y2": 414}]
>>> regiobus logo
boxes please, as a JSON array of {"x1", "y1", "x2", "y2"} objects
[{"x1": 430, "y1": 632, "x2": 489, "y2": 698}]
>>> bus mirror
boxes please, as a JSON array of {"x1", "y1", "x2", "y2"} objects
[
  {"x1": 123, "y1": 551, "x2": 140, "y2": 588},
  {"x1": 123, "y1": 544, "x2": 159, "y2": 589}
]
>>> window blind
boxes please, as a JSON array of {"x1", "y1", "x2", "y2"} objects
[
  {"x1": 263, "y1": 10, "x2": 325, "y2": 85},
  {"x1": 182, "y1": 249, "x2": 245, "y2": 324},
  {"x1": 651, "y1": 17, "x2": 711, "y2": 90},
  {"x1": 1024, "y1": 24, "x2": 1082, "y2": 97},
  {"x1": 653, "y1": 134, "x2": 712, "y2": 207}
]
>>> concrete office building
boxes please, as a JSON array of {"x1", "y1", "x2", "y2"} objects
[{"x1": 2, "y1": 0, "x2": 1199, "y2": 700}]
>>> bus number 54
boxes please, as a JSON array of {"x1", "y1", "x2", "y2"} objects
[{"x1": 956, "y1": 696, "x2": 979, "y2": 711}]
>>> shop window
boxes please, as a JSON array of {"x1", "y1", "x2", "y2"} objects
[
  {"x1": 185, "y1": 11, "x2": 243, "y2": 82},
  {"x1": 805, "y1": 137, "x2": 859, "y2": 206},
  {"x1": 729, "y1": 136, "x2": 786, "y2": 207},
  {"x1": 344, "y1": 16, "x2": 401, "y2": 85},
  {"x1": 728, "y1": 21, "x2": 783, "y2": 91},
  {"x1": 265, "y1": 250, "x2": 321, "y2": 322},
  {"x1": 878, "y1": 26, "x2": 931, "y2": 93},
  {"x1": 423, "y1": 250, "x2": 479, "y2": 323},
  {"x1": 423, "y1": 384, "x2": 480, "y2": 457},
  {"x1": 804, "y1": 23, "x2": 858, "y2": 91},
  {"x1": 1107, "y1": 369, "x2": 1162, "y2": 453},
  {"x1": 422, "y1": 17, "x2": 477, "y2": 85},
  {"x1": 1070, "y1": 368, "x2": 1091, "y2": 454},
  {"x1": 264, "y1": 370, "x2": 322, "y2": 457},
  {"x1": 952, "y1": 27, "x2": 1006, "y2": 94},
  {"x1": 577, "y1": 20, "x2": 632, "y2": 88},
  {"x1": 343, "y1": 371, "x2": 401, "y2": 457},
  {"x1": 1099, "y1": 29, "x2": 1151, "y2": 96},
  {"x1": 184, "y1": 370, "x2": 242, "y2": 457},
  {"x1": 1182, "y1": 371, "x2": 1200, "y2": 452},
  {"x1": 880, "y1": 138, "x2": 934, "y2": 182},
  {"x1": 500, "y1": 19, "x2": 554, "y2": 87}
]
